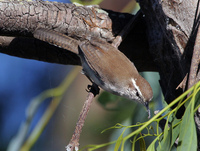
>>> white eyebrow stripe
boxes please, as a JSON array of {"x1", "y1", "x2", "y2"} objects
[{"x1": 131, "y1": 78, "x2": 143, "y2": 98}]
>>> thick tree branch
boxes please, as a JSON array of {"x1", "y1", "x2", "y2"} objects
[
  {"x1": 0, "y1": 0, "x2": 156, "y2": 71},
  {"x1": 138, "y1": 0, "x2": 199, "y2": 117}
]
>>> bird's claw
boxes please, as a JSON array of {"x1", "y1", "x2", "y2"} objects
[{"x1": 65, "y1": 143, "x2": 79, "y2": 151}]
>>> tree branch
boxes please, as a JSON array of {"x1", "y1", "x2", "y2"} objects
[
  {"x1": 138, "y1": 0, "x2": 198, "y2": 117},
  {"x1": 0, "y1": 0, "x2": 156, "y2": 72}
]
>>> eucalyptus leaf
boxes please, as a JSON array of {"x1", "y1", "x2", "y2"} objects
[
  {"x1": 194, "y1": 88, "x2": 200, "y2": 109},
  {"x1": 139, "y1": 135, "x2": 146, "y2": 151},
  {"x1": 177, "y1": 101, "x2": 197, "y2": 151},
  {"x1": 114, "y1": 131, "x2": 123, "y2": 151},
  {"x1": 146, "y1": 139, "x2": 156, "y2": 151},
  {"x1": 170, "y1": 118, "x2": 181, "y2": 149},
  {"x1": 157, "y1": 117, "x2": 171, "y2": 151}
]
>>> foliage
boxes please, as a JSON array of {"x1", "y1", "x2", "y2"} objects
[
  {"x1": 70, "y1": 0, "x2": 104, "y2": 5},
  {"x1": 80, "y1": 81, "x2": 200, "y2": 151},
  {"x1": 7, "y1": 69, "x2": 200, "y2": 151}
]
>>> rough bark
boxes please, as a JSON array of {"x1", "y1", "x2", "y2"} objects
[
  {"x1": 138, "y1": 0, "x2": 199, "y2": 117},
  {"x1": 138, "y1": 0, "x2": 200, "y2": 148},
  {"x1": 0, "y1": 0, "x2": 156, "y2": 71}
]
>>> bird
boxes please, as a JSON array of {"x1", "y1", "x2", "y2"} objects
[{"x1": 34, "y1": 28, "x2": 153, "y2": 117}]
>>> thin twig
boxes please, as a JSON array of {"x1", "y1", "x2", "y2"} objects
[
  {"x1": 188, "y1": 25, "x2": 200, "y2": 89},
  {"x1": 66, "y1": 84, "x2": 99, "y2": 151}
]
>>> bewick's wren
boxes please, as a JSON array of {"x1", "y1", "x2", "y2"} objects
[{"x1": 34, "y1": 28, "x2": 153, "y2": 116}]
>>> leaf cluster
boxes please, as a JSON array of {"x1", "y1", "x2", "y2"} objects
[{"x1": 81, "y1": 81, "x2": 200, "y2": 151}]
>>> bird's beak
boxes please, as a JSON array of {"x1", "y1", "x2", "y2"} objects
[{"x1": 144, "y1": 102, "x2": 151, "y2": 119}]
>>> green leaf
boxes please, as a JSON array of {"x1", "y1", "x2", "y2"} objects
[
  {"x1": 139, "y1": 134, "x2": 146, "y2": 151},
  {"x1": 170, "y1": 145, "x2": 177, "y2": 151},
  {"x1": 114, "y1": 132, "x2": 123, "y2": 151},
  {"x1": 194, "y1": 88, "x2": 200, "y2": 109},
  {"x1": 177, "y1": 99, "x2": 197, "y2": 151},
  {"x1": 157, "y1": 116, "x2": 172, "y2": 151},
  {"x1": 147, "y1": 139, "x2": 156, "y2": 151},
  {"x1": 170, "y1": 118, "x2": 181, "y2": 149}
]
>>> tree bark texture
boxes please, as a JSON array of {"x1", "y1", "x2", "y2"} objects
[
  {"x1": 0, "y1": 0, "x2": 155, "y2": 71},
  {"x1": 139, "y1": 0, "x2": 200, "y2": 117}
]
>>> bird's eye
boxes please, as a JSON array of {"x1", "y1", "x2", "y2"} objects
[{"x1": 136, "y1": 91, "x2": 140, "y2": 97}]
